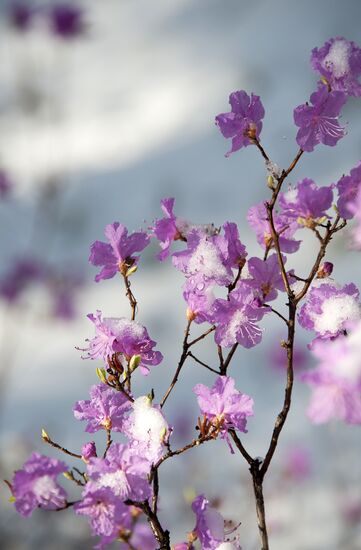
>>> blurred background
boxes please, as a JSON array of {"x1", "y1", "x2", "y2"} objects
[{"x1": 0, "y1": 0, "x2": 361, "y2": 548}]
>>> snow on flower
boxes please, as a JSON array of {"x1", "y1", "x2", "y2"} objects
[
  {"x1": 216, "y1": 90, "x2": 265, "y2": 156},
  {"x1": 298, "y1": 282, "x2": 361, "y2": 340},
  {"x1": 12, "y1": 453, "x2": 67, "y2": 517},
  {"x1": 212, "y1": 282, "x2": 266, "y2": 348},
  {"x1": 73, "y1": 384, "x2": 132, "y2": 433},
  {"x1": 89, "y1": 222, "x2": 150, "y2": 282},
  {"x1": 172, "y1": 229, "x2": 233, "y2": 286},
  {"x1": 293, "y1": 84, "x2": 346, "y2": 152},
  {"x1": 279, "y1": 178, "x2": 333, "y2": 227},
  {"x1": 193, "y1": 376, "x2": 254, "y2": 436},
  {"x1": 311, "y1": 37, "x2": 361, "y2": 97},
  {"x1": 86, "y1": 443, "x2": 151, "y2": 501},
  {"x1": 183, "y1": 274, "x2": 216, "y2": 324},
  {"x1": 81, "y1": 311, "x2": 162, "y2": 374},
  {"x1": 123, "y1": 396, "x2": 169, "y2": 463}
]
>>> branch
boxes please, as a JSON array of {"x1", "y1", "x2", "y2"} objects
[{"x1": 160, "y1": 319, "x2": 192, "y2": 408}]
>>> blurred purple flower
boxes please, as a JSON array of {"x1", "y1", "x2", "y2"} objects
[
  {"x1": 8, "y1": 2, "x2": 35, "y2": 31},
  {"x1": 191, "y1": 495, "x2": 241, "y2": 550},
  {"x1": 336, "y1": 161, "x2": 361, "y2": 219},
  {"x1": 183, "y1": 274, "x2": 215, "y2": 324},
  {"x1": 283, "y1": 446, "x2": 311, "y2": 482},
  {"x1": 12, "y1": 453, "x2": 67, "y2": 517},
  {"x1": 81, "y1": 442, "x2": 97, "y2": 462},
  {"x1": 0, "y1": 169, "x2": 13, "y2": 199},
  {"x1": 49, "y1": 3, "x2": 85, "y2": 39},
  {"x1": 294, "y1": 85, "x2": 346, "y2": 152},
  {"x1": 216, "y1": 90, "x2": 265, "y2": 156},
  {"x1": 0, "y1": 258, "x2": 45, "y2": 302}
]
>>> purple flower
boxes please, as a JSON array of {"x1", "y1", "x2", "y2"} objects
[
  {"x1": 89, "y1": 222, "x2": 150, "y2": 282},
  {"x1": 86, "y1": 443, "x2": 151, "y2": 501},
  {"x1": 311, "y1": 37, "x2": 361, "y2": 97},
  {"x1": 212, "y1": 282, "x2": 266, "y2": 348},
  {"x1": 336, "y1": 161, "x2": 361, "y2": 219},
  {"x1": 301, "y1": 327, "x2": 361, "y2": 424},
  {"x1": 81, "y1": 442, "x2": 97, "y2": 462},
  {"x1": 183, "y1": 274, "x2": 215, "y2": 324},
  {"x1": 316, "y1": 261, "x2": 334, "y2": 279},
  {"x1": 153, "y1": 198, "x2": 185, "y2": 261},
  {"x1": 12, "y1": 453, "x2": 67, "y2": 517},
  {"x1": 81, "y1": 311, "x2": 162, "y2": 374},
  {"x1": 216, "y1": 90, "x2": 265, "y2": 156},
  {"x1": 222, "y1": 222, "x2": 247, "y2": 269},
  {"x1": 279, "y1": 178, "x2": 333, "y2": 227},
  {"x1": 293, "y1": 85, "x2": 346, "y2": 152},
  {"x1": 49, "y1": 4, "x2": 85, "y2": 39},
  {"x1": 244, "y1": 254, "x2": 285, "y2": 302},
  {"x1": 298, "y1": 282, "x2": 361, "y2": 340},
  {"x1": 172, "y1": 229, "x2": 233, "y2": 286},
  {"x1": 247, "y1": 201, "x2": 301, "y2": 254},
  {"x1": 191, "y1": 495, "x2": 241, "y2": 550},
  {"x1": 194, "y1": 376, "x2": 254, "y2": 437},
  {"x1": 74, "y1": 486, "x2": 131, "y2": 538},
  {"x1": 123, "y1": 396, "x2": 169, "y2": 463},
  {"x1": 73, "y1": 384, "x2": 132, "y2": 433}
]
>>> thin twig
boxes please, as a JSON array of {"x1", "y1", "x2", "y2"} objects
[
  {"x1": 42, "y1": 433, "x2": 82, "y2": 459},
  {"x1": 188, "y1": 352, "x2": 220, "y2": 374},
  {"x1": 160, "y1": 319, "x2": 192, "y2": 408}
]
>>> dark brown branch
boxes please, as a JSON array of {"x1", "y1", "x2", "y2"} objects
[
  {"x1": 42, "y1": 431, "x2": 82, "y2": 459},
  {"x1": 221, "y1": 343, "x2": 238, "y2": 375},
  {"x1": 188, "y1": 325, "x2": 215, "y2": 347},
  {"x1": 160, "y1": 319, "x2": 192, "y2": 408},
  {"x1": 188, "y1": 352, "x2": 220, "y2": 374},
  {"x1": 103, "y1": 428, "x2": 112, "y2": 458},
  {"x1": 229, "y1": 429, "x2": 253, "y2": 466},
  {"x1": 122, "y1": 274, "x2": 137, "y2": 321},
  {"x1": 126, "y1": 499, "x2": 170, "y2": 549},
  {"x1": 263, "y1": 304, "x2": 288, "y2": 325}
]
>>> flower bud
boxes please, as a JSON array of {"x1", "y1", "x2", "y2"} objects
[
  {"x1": 129, "y1": 354, "x2": 141, "y2": 372},
  {"x1": 41, "y1": 428, "x2": 50, "y2": 442},
  {"x1": 81, "y1": 441, "x2": 97, "y2": 462},
  {"x1": 267, "y1": 175, "x2": 274, "y2": 189},
  {"x1": 125, "y1": 264, "x2": 138, "y2": 277},
  {"x1": 96, "y1": 367, "x2": 107, "y2": 384},
  {"x1": 316, "y1": 261, "x2": 333, "y2": 279}
]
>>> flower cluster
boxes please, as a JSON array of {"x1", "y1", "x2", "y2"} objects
[{"x1": 7, "y1": 35, "x2": 361, "y2": 550}]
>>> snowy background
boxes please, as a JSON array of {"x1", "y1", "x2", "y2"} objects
[{"x1": 0, "y1": 0, "x2": 361, "y2": 548}]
